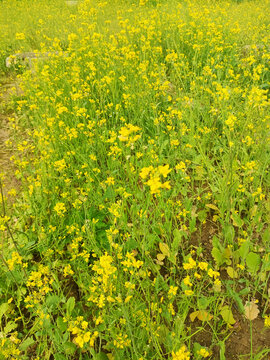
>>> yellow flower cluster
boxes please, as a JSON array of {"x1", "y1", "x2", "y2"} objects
[
  {"x1": 140, "y1": 165, "x2": 171, "y2": 195},
  {"x1": 118, "y1": 123, "x2": 141, "y2": 146},
  {"x1": 7, "y1": 251, "x2": 23, "y2": 271},
  {"x1": 88, "y1": 253, "x2": 117, "y2": 308},
  {"x1": 26, "y1": 264, "x2": 54, "y2": 294},
  {"x1": 67, "y1": 316, "x2": 98, "y2": 349},
  {"x1": 172, "y1": 346, "x2": 190, "y2": 360},
  {"x1": 54, "y1": 202, "x2": 67, "y2": 217},
  {"x1": 1, "y1": 332, "x2": 21, "y2": 359}
]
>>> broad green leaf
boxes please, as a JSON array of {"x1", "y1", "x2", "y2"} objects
[
  {"x1": 219, "y1": 341, "x2": 226, "y2": 360},
  {"x1": 239, "y1": 241, "x2": 250, "y2": 259},
  {"x1": 55, "y1": 354, "x2": 66, "y2": 360},
  {"x1": 224, "y1": 224, "x2": 235, "y2": 242},
  {"x1": 57, "y1": 316, "x2": 67, "y2": 332},
  {"x1": 90, "y1": 349, "x2": 110, "y2": 360},
  {"x1": 95, "y1": 353, "x2": 110, "y2": 360},
  {"x1": 198, "y1": 210, "x2": 207, "y2": 222},
  {"x1": 66, "y1": 297, "x2": 75, "y2": 315},
  {"x1": 226, "y1": 266, "x2": 238, "y2": 279},
  {"x1": 20, "y1": 337, "x2": 35, "y2": 351},
  {"x1": 46, "y1": 295, "x2": 61, "y2": 308},
  {"x1": 262, "y1": 253, "x2": 270, "y2": 272},
  {"x1": 4, "y1": 321, "x2": 17, "y2": 333},
  {"x1": 63, "y1": 341, "x2": 76, "y2": 355},
  {"x1": 172, "y1": 229, "x2": 182, "y2": 251},
  {"x1": 226, "y1": 284, "x2": 244, "y2": 313},
  {"x1": 231, "y1": 213, "x2": 243, "y2": 227},
  {"x1": 220, "y1": 305, "x2": 235, "y2": 325},
  {"x1": 212, "y1": 247, "x2": 224, "y2": 267},
  {"x1": 198, "y1": 297, "x2": 210, "y2": 310},
  {"x1": 246, "y1": 252, "x2": 261, "y2": 273},
  {"x1": 0, "y1": 303, "x2": 9, "y2": 319}
]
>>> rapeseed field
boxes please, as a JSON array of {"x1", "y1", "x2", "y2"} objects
[{"x1": 0, "y1": 0, "x2": 270, "y2": 359}]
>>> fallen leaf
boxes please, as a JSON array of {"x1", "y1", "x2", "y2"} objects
[
  {"x1": 190, "y1": 311, "x2": 199, "y2": 322},
  {"x1": 197, "y1": 310, "x2": 213, "y2": 321},
  {"x1": 190, "y1": 310, "x2": 213, "y2": 322},
  {"x1": 244, "y1": 300, "x2": 259, "y2": 321}
]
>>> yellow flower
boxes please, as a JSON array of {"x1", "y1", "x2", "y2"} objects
[
  {"x1": 140, "y1": 166, "x2": 153, "y2": 179},
  {"x1": 183, "y1": 276, "x2": 192, "y2": 287},
  {"x1": 16, "y1": 33, "x2": 25, "y2": 40},
  {"x1": 147, "y1": 176, "x2": 162, "y2": 194},
  {"x1": 172, "y1": 345, "x2": 190, "y2": 360},
  {"x1": 54, "y1": 202, "x2": 67, "y2": 217},
  {"x1": 198, "y1": 262, "x2": 208, "y2": 271},
  {"x1": 183, "y1": 257, "x2": 196, "y2": 270},
  {"x1": 197, "y1": 348, "x2": 210, "y2": 358},
  {"x1": 158, "y1": 164, "x2": 171, "y2": 178},
  {"x1": 225, "y1": 114, "x2": 236, "y2": 130},
  {"x1": 168, "y1": 286, "x2": 178, "y2": 297},
  {"x1": 264, "y1": 316, "x2": 270, "y2": 328}
]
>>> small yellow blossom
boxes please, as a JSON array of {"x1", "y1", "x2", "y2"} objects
[{"x1": 172, "y1": 345, "x2": 190, "y2": 360}]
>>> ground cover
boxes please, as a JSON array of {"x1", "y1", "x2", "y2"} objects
[{"x1": 0, "y1": 0, "x2": 270, "y2": 359}]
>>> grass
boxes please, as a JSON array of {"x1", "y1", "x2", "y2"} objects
[{"x1": 0, "y1": 0, "x2": 270, "y2": 359}]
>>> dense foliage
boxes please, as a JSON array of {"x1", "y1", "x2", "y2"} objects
[{"x1": 0, "y1": 0, "x2": 269, "y2": 359}]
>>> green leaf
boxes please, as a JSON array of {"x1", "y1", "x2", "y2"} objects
[
  {"x1": 66, "y1": 297, "x2": 75, "y2": 315},
  {"x1": 55, "y1": 354, "x2": 66, "y2": 360},
  {"x1": 90, "y1": 349, "x2": 109, "y2": 360},
  {"x1": 20, "y1": 337, "x2": 35, "y2": 351},
  {"x1": 262, "y1": 254, "x2": 270, "y2": 272},
  {"x1": 63, "y1": 341, "x2": 76, "y2": 355},
  {"x1": 0, "y1": 303, "x2": 9, "y2": 319},
  {"x1": 197, "y1": 297, "x2": 210, "y2": 310},
  {"x1": 172, "y1": 229, "x2": 182, "y2": 251},
  {"x1": 262, "y1": 227, "x2": 270, "y2": 244},
  {"x1": 95, "y1": 354, "x2": 109, "y2": 360},
  {"x1": 219, "y1": 341, "x2": 226, "y2": 360},
  {"x1": 198, "y1": 210, "x2": 207, "y2": 222},
  {"x1": 46, "y1": 295, "x2": 61, "y2": 308},
  {"x1": 231, "y1": 213, "x2": 244, "y2": 227},
  {"x1": 226, "y1": 284, "x2": 244, "y2": 313},
  {"x1": 226, "y1": 266, "x2": 238, "y2": 279},
  {"x1": 224, "y1": 224, "x2": 235, "y2": 242},
  {"x1": 220, "y1": 305, "x2": 235, "y2": 325},
  {"x1": 239, "y1": 241, "x2": 250, "y2": 259},
  {"x1": 212, "y1": 247, "x2": 224, "y2": 267},
  {"x1": 57, "y1": 316, "x2": 67, "y2": 332},
  {"x1": 246, "y1": 252, "x2": 261, "y2": 273},
  {"x1": 4, "y1": 321, "x2": 17, "y2": 334}
]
